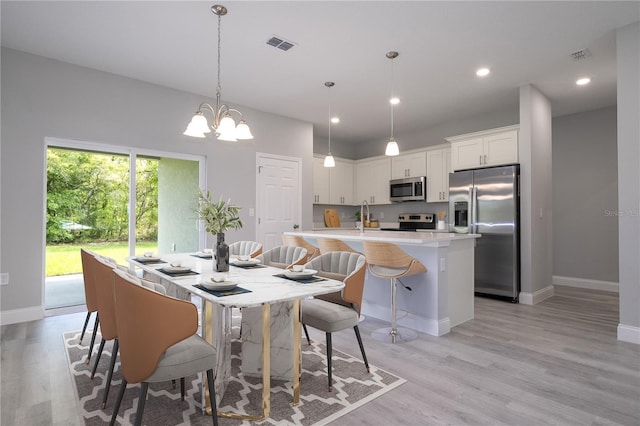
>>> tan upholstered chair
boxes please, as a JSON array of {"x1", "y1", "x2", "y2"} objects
[
  {"x1": 362, "y1": 241, "x2": 427, "y2": 344},
  {"x1": 110, "y1": 269, "x2": 218, "y2": 426},
  {"x1": 80, "y1": 249, "x2": 100, "y2": 364},
  {"x1": 281, "y1": 234, "x2": 320, "y2": 261},
  {"x1": 301, "y1": 251, "x2": 370, "y2": 391},
  {"x1": 229, "y1": 240, "x2": 263, "y2": 258},
  {"x1": 317, "y1": 237, "x2": 360, "y2": 255},
  {"x1": 256, "y1": 245, "x2": 307, "y2": 269}
]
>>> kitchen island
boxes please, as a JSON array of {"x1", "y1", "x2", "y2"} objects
[{"x1": 284, "y1": 230, "x2": 480, "y2": 336}]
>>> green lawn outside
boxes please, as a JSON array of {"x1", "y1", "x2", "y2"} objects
[{"x1": 46, "y1": 241, "x2": 158, "y2": 276}]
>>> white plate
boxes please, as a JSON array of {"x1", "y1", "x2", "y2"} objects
[
  {"x1": 201, "y1": 280, "x2": 238, "y2": 291},
  {"x1": 232, "y1": 259, "x2": 261, "y2": 266},
  {"x1": 163, "y1": 266, "x2": 191, "y2": 273},
  {"x1": 284, "y1": 269, "x2": 318, "y2": 280},
  {"x1": 137, "y1": 256, "x2": 161, "y2": 262}
]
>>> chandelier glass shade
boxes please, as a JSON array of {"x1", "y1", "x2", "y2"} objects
[
  {"x1": 183, "y1": 5, "x2": 253, "y2": 141},
  {"x1": 385, "y1": 51, "x2": 400, "y2": 156},
  {"x1": 323, "y1": 81, "x2": 336, "y2": 168}
]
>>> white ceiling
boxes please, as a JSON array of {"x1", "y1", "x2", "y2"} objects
[{"x1": 2, "y1": 1, "x2": 638, "y2": 144}]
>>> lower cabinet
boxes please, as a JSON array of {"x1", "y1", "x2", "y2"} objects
[
  {"x1": 426, "y1": 147, "x2": 451, "y2": 202},
  {"x1": 356, "y1": 157, "x2": 391, "y2": 205}
]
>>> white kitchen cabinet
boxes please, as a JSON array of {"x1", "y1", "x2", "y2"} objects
[
  {"x1": 312, "y1": 157, "x2": 330, "y2": 204},
  {"x1": 313, "y1": 156, "x2": 354, "y2": 205},
  {"x1": 391, "y1": 152, "x2": 427, "y2": 179},
  {"x1": 356, "y1": 157, "x2": 391, "y2": 205},
  {"x1": 426, "y1": 147, "x2": 451, "y2": 202},
  {"x1": 329, "y1": 159, "x2": 354, "y2": 205},
  {"x1": 448, "y1": 126, "x2": 519, "y2": 171}
]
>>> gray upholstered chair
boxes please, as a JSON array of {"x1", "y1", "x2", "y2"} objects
[
  {"x1": 256, "y1": 245, "x2": 307, "y2": 269},
  {"x1": 301, "y1": 251, "x2": 370, "y2": 391},
  {"x1": 281, "y1": 234, "x2": 320, "y2": 261},
  {"x1": 110, "y1": 268, "x2": 218, "y2": 426},
  {"x1": 229, "y1": 240, "x2": 263, "y2": 258}
]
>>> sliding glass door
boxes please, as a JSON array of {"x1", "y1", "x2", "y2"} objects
[{"x1": 45, "y1": 140, "x2": 203, "y2": 310}]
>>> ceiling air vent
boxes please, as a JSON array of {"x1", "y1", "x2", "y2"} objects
[
  {"x1": 266, "y1": 35, "x2": 296, "y2": 52},
  {"x1": 570, "y1": 48, "x2": 592, "y2": 61}
]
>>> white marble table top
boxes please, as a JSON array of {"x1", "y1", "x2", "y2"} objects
[{"x1": 127, "y1": 253, "x2": 345, "y2": 308}]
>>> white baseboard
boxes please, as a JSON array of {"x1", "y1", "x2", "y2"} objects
[
  {"x1": 0, "y1": 306, "x2": 44, "y2": 326},
  {"x1": 617, "y1": 324, "x2": 640, "y2": 345},
  {"x1": 519, "y1": 284, "x2": 554, "y2": 305},
  {"x1": 553, "y1": 275, "x2": 619, "y2": 293}
]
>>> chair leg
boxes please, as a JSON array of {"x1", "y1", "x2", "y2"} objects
[
  {"x1": 80, "y1": 312, "x2": 92, "y2": 342},
  {"x1": 134, "y1": 382, "x2": 149, "y2": 426},
  {"x1": 86, "y1": 313, "x2": 100, "y2": 364},
  {"x1": 91, "y1": 338, "x2": 106, "y2": 379},
  {"x1": 109, "y1": 379, "x2": 127, "y2": 426},
  {"x1": 206, "y1": 369, "x2": 219, "y2": 426},
  {"x1": 353, "y1": 325, "x2": 370, "y2": 373},
  {"x1": 102, "y1": 338, "x2": 119, "y2": 409},
  {"x1": 325, "y1": 332, "x2": 333, "y2": 392},
  {"x1": 180, "y1": 377, "x2": 185, "y2": 401},
  {"x1": 303, "y1": 323, "x2": 311, "y2": 345}
]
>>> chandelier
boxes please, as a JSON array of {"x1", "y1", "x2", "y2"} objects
[
  {"x1": 323, "y1": 81, "x2": 336, "y2": 168},
  {"x1": 385, "y1": 51, "x2": 400, "y2": 156},
  {"x1": 183, "y1": 5, "x2": 253, "y2": 141}
]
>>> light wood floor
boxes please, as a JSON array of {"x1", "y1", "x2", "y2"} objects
[{"x1": 1, "y1": 286, "x2": 638, "y2": 425}]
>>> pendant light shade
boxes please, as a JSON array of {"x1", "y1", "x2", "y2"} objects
[
  {"x1": 324, "y1": 81, "x2": 336, "y2": 168},
  {"x1": 385, "y1": 51, "x2": 400, "y2": 156}
]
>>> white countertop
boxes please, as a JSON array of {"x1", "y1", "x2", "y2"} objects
[{"x1": 286, "y1": 229, "x2": 479, "y2": 247}]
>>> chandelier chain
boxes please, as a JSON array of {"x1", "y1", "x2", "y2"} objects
[{"x1": 217, "y1": 12, "x2": 222, "y2": 95}]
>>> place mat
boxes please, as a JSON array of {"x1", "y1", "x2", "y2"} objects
[
  {"x1": 156, "y1": 268, "x2": 199, "y2": 277},
  {"x1": 133, "y1": 257, "x2": 166, "y2": 265},
  {"x1": 230, "y1": 263, "x2": 267, "y2": 269},
  {"x1": 191, "y1": 253, "x2": 213, "y2": 259},
  {"x1": 193, "y1": 284, "x2": 252, "y2": 297},
  {"x1": 273, "y1": 273, "x2": 328, "y2": 284}
]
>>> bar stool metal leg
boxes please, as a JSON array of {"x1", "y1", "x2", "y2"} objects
[{"x1": 372, "y1": 278, "x2": 418, "y2": 343}]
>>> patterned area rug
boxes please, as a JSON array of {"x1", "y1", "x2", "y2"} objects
[{"x1": 64, "y1": 331, "x2": 405, "y2": 425}]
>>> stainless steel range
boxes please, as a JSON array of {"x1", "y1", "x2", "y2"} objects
[{"x1": 381, "y1": 213, "x2": 436, "y2": 231}]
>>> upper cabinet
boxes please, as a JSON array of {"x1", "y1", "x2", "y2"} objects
[
  {"x1": 391, "y1": 152, "x2": 427, "y2": 179},
  {"x1": 447, "y1": 125, "x2": 519, "y2": 171},
  {"x1": 313, "y1": 157, "x2": 354, "y2": 205},
  {"x1": 426, "y1": 147, "x2": 451, "y2": 202},
  {"x1": 356, "y1": 157, "x2": 391, "y2": 205}
]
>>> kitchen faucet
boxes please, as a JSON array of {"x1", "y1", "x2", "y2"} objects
[{"x1": 360, "y1": 200, "x2": 370, "y2": 232}]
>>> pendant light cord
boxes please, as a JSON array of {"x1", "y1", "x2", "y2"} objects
[
  {"x1": 390, "y1": 56, "x2": 395, "y2": 140},
  {"x1": 216, "y1": 13, "x2": 222, "y2": 97},
  {"x1": 328, "y1": 84, "x2": 332, "y2": 153}
]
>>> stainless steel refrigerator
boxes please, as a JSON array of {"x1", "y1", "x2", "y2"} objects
[{"x1": 449, "y1": 165, "x2": 520, "y2": 302}]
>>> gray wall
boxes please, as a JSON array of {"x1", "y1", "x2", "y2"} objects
[
  {"x1": 0, "y1": 48, "x2": 313, "y2": 318},
  {"x1": 553, "y1": 107, "x2": 618, "y2": 282},
  {"x1": 616, "y1": 23, "x2": 640, "y2": 337}
]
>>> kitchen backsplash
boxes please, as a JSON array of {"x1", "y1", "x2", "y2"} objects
[{"x1": 312, "y1": 201, "x2": 449, "y2": 228}]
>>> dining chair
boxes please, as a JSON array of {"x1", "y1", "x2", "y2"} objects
[
  {"x1": 362, "y1": 241, "x2": 427, "y2": 344},
  {"x1": 316, "y1": 237, "x2": 360, "y2": 255},
  {"x1": 301, "y1": 251, "x2": 370, "y2": 391},
  {"x1": 256, "y1": 245, "x2": 308, "y2": 269},
  {"x1": 229, "y1": 240, "x2": 263, "y2": 258},
  {"x1": 79, "y1": 249, "x2": 100, "y2": 364},
  {"x1": 281, "y1": 234, "x2": 320, "y2": 261},
  {"x1": 110, "y1": 268, "x2": 219, "y2": 426}
]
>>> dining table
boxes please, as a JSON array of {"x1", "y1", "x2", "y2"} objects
[{"x1": 126, "y1": 252, "x2": 345, "y2": 422}]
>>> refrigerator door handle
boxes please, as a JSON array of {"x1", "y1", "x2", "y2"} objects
[
  {"x1": 471, "y1": 186, "x2": 478, "y2": 234},
  {"x1": 468, "y1": 186, "x2": 474, "y2": 234}
]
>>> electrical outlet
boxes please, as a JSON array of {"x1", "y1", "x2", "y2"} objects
[
  {"x1": 249, "y1": 208, "x2": 255, "y2": 217},
  {"x1": 1, "y1": 273, "x2": 9, "y2": 285},
  {"x1": 379, "y1": 212, "x2": 384, "y2": 219},
  {"x1": 171, "y1": 243, "x2": 176, "y2": 252},
  {"x1": 439, "y1": 258, "x2": 446, "y2": 272}
]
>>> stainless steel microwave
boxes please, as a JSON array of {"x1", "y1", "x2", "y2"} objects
[{"x1": 389, "y1": 176, "x2": 426, "y2": 202}]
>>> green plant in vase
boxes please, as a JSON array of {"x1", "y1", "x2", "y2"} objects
[{"x1": 195, "y1": 189, "x2": 243, "y2": 272}]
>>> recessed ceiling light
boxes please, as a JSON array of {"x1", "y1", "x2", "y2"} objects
[
  {"x1": 576, "y1": 77, "x2": 591, "y2": 86},
  {"x1": 331, "y1": 117, "x2": 340, "y2": 124},
  {"x1": 390, "y1": 97, "x2": 400, "y2": 105},
  {"x1": 476, "y1": 68, "x2": 490, "y2": 77}
]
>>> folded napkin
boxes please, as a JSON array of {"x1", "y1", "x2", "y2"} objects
[
  {"x1": 135, "y1": 257, "x2": 166, "y2": 265},
  {"x1": 191, "y1": 253, "x2": 213, "y2": 259},
  {"x1": 193, "y1": 284, "x2": 252, "y2": 297},
  {"x1": 157, "y1": 268, "x2": 199, "y2": 277},
  {"x1": 231, "y1": 263, "x2": 267, "y2": 269},
  {"x1": 273, "y1": 273, "x2": 328, "y2": 284}
]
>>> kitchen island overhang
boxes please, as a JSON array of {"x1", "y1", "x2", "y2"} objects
[{"x1": 284, "y1": 230, "x2": 480, "y2": 337}]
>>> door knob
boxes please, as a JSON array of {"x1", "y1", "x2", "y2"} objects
[{"x1": 293, "y1": 224, "x2": 299, "y2": 229}]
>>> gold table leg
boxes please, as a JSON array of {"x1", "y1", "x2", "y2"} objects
[{"x1": 292, "y1": 299, "x2": 301, "y2": 405}]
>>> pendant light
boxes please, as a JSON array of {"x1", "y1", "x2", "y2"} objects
[
  {"x1": 323, "y1": 81, "x2": 336, "y2": 168},
  {"x1": 385, "y1": 51, "x2": 400, "y2": 156},
  {"x1": 183, "y1": 5, "x2": 253, "y2": 141}
]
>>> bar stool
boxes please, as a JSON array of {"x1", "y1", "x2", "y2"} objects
[
  {"x1": 317, "y1": 237, "x2": 360, "y2": 255},
  {"x1": 281, "y1": 234, "x2": 320, "y2": 261},
  {"x1": 362, "y1": 241, "x2": 427, "y2": 343}
]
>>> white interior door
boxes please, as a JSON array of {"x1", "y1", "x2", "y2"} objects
[{"x1": 256, "y1": 154, "x2": 301, "y2": 250}]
